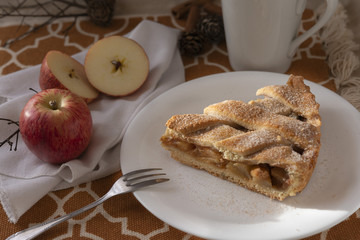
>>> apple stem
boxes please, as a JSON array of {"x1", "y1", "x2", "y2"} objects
[{"x1": 49, "y1": 100, "x2": 58, "y2": 110}]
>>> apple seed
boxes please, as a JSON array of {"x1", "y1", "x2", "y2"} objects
[
  {"x1": 111, "y1": 59, "x2": 123, "y2": 72},
  {"x1": 68, "y1": 69, "x2": 77, "y2": 79}
]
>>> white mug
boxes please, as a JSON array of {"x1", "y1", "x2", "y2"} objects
[{"x1": 221, "y1": 0, "x2": 338, "y2": 73}]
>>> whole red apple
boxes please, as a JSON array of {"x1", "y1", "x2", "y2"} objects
[{"x1": 19, "y1": 89, "x2": 93, "y2": 164}]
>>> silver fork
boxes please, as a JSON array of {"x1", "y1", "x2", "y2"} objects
[{"x1": 6, "y1": 168, "x2": 169, "y2": 240}]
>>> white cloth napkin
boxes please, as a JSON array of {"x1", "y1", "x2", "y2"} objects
[{"x1": 0, "y1": 20, "x2": 184, "y2": 223}]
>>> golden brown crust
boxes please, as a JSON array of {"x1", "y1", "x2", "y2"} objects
[
  {"x1": 166, "y1": 114, "x2": 235, "y2": 135},
  {"x1": 160, "y1": 75, "x2": 321, "y2": 201},
  {"x1": 256, "y1": 75, "x2": 321, "y2": 129},
  {"x1": 204, "y1": 100, "x2": 320, "y2": 149}
]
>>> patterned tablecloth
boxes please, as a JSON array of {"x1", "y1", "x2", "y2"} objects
[{"x1": 0, "y1": 5, "x2": 359, "y2": 240}]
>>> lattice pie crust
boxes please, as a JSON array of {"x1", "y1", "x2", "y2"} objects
[{"x1": 160, "y1": 75, "x2": 321, "y2": 200}]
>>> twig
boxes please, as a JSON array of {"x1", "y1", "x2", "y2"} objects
[
  {"x1": 29, "y1": 87, "x2": 39, "y2": 93},
  {"x1": 0, "y1": 118, "x2": 20, "y2": 151},
  {"x1": 0, "y1": 118, "x2": 19, "y2": 126},
  {"x1": 0, "y1": 0, "x2": 88, "y2": 47}
]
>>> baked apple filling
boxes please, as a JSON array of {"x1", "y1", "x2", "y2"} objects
[{"x1": 162, "y1": 137, "x2": 290, "y2": 190}]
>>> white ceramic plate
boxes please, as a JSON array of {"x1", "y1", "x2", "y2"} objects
[{"x1": 120, "y1": 71, "x2": 360, "y2": 240}]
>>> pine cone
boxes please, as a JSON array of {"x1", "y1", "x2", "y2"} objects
[
  {"x1": 197, "y1": 14, "x2": 225, "y2": 43},
  {"x1": 179, "y1": 31, "x2": 205, "y2": 56},
  {"x1": 86, "y1": 0, "x2": 115, "y2": 26}
]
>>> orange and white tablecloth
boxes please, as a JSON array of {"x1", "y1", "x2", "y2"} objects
[{"x1": 0, "y1": 3, "x2": 359, "y2": 240}]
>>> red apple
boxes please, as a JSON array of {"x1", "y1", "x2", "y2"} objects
[
  {"x1": 19, "y1": 89, "x2": 93, "y2": 164},
  {"x1": 84, "y1": 36, "x2": 150, "y2": 97},
  {"x1": 39, "y1": 50, "x2": 99, "y2": 103}
]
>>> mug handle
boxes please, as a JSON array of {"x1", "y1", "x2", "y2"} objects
[{"x1": 287, "y1": 0, "x2": 339, "y2": 57}]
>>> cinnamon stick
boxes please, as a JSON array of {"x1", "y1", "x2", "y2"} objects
[
  {"x1": 185, "y1": 5, "x2": 201, "y2": 32},
  {"x1": 171, "y1": 0, "x2": 210, "y2": 19},
  {"x1": 203, "y1": 2, "x2": 222, "y2": 16}
]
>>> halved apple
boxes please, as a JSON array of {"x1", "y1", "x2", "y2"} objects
[
  {"x1": 84, "y1": 36, "x2": 150, "y2": 97},
  {"x1": 39, "y1": 50, "x2": 99, "y2": 103}
]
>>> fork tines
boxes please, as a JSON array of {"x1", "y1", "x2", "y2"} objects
[{"x1": 122, "y1": 168, "x2": 169, "y2": 188}]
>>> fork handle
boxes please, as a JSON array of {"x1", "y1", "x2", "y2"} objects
[{"x1": 6, "y1": 192, "x2": 113, "y2": 240}]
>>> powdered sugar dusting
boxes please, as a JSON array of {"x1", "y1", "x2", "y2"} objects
[{"x1": 174, "y1": 164, "x2": 292, "y2": 222}]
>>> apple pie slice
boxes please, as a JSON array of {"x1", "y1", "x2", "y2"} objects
[{"x1": 160, "y1": 75, "x2": 321, "y2": 200}]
